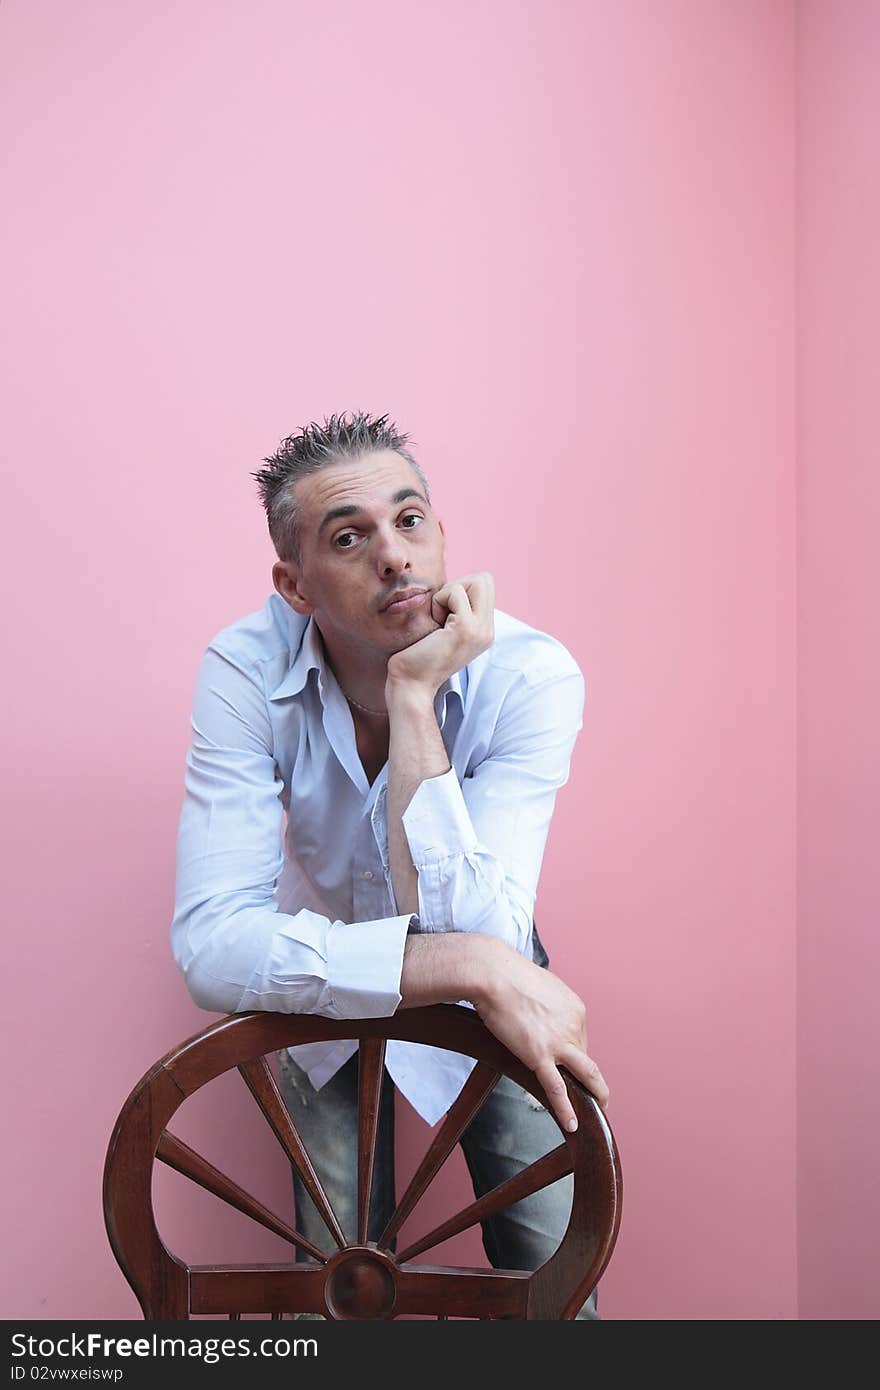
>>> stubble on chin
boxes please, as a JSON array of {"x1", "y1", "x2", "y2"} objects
[{"x1": 387, "y1": 613, "x2": 440, "y2": 653}]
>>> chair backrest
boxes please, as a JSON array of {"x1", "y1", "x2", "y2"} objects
[{"x1": 103, "y1": 1004, "x2": 622, "y2": 1320}]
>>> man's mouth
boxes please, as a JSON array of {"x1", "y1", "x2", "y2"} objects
[{"x1": 380, "y1": 587, "x2": 430, "y2": 613}]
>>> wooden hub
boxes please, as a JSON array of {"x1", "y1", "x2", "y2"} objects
[{"x1": 323, "y1": 1247, "x2": 398, "y2": 1320}]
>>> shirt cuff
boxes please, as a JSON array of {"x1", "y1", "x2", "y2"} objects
[
  {"x1": 326, "y1": 914, "x2": 411, "y2": 1018},
  {"x1": 401, "y1": 767, "x2": 478, "y2": 865}
]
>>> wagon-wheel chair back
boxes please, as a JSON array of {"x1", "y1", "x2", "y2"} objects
[{"x1": 103, "y1": 1005, "x2": 622, "y2": 1320}]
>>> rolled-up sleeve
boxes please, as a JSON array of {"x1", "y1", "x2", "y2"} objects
[
  {"x1": 171, "y1": 644, "x2": 411, "y2": 1017},
  {"x1": 401, "y1": 666, "x2": 585, "y2": 957}
]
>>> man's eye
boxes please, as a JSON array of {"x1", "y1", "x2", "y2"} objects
[
  {"x1": 335, "y1": 532, "x2": 358, "y2": 549},
  {"x1": 400, "y1": 513, "x2": 423, "y2": 529}
]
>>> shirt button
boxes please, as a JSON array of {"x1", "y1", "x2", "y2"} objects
[{"x1": 363, "y1": 870, "x2": 374, "y2": 880}]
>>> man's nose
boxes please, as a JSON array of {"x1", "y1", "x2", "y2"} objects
[{"x1": 375, "y1": 527, "x2": 410, "y2": 575}]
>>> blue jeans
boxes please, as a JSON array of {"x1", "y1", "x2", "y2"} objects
[{"x1": 275, "y1": 1047, "x2": 600, "y2": 1320}]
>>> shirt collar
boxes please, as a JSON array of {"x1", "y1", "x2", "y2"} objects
[
  {"x1": 269, "y1": 613, "x2": 465, "y2": 718},
  {"x1": 269, "y1": 612, "x2": 327, "y2": 702}
]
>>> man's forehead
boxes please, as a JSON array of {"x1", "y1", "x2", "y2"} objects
[{"x1": 296, "y1": 452, "x2": 426, "y2": 518}]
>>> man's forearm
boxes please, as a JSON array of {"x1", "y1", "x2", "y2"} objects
[
  {"x1": 385, "y1": 680, "x2": 450, "y2": 917},
  {"x1": 398, "y1": 931, "x2": 484, "y2": 1007}
]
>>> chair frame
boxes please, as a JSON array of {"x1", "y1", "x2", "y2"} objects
[{"x1": 104, "y1": 1004, "x2": 622, "y2": 1320}]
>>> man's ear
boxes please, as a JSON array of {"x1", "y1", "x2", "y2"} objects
[{"x1": 272, "y1": 560, "x2": 314, "y2": 617}]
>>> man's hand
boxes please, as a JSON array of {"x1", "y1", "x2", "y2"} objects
[
  {"x1": 399, "y1": 933, "x2": 609, "y2": 1133},
  {"x1": 385, "y1": 572, "x2": 495, "y2": 697},
  {"x1": 471, "y1": 936, "x2": 610, "y2": 1132}
]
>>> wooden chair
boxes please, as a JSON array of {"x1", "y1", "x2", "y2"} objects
[{"x1": 103, "y1": 1005, "x2": 622, "y2": 1320}]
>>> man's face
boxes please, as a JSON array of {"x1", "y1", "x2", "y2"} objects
[{"x1": 274, "y1": 449, "x2": 447, "y2": 659}]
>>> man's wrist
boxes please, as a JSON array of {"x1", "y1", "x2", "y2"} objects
[
  {"x1": 463, "y1": 934, "x2": 506, "y2": 1011},
  {"x1": 399, "y1": 932, "x2": 501, "y2": 1010},
  {"x1": 384, "y1": 673, "x2": 439, "y2": 712}
]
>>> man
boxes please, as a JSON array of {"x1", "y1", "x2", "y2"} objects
[{"x1": 171, "y1": 410, "x2": 608, "y2": 1318}]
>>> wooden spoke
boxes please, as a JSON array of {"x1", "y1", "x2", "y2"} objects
[
  {"x1": 396, "y1": 1142, "x2": 572, "y2": 1263},
  {"x1": 156, "y1": 1131, "x2": 328, "y2": 1264},
  {"x1": 189, "y1": 1264, "x2": 326, "y2": 1319},
  {"x1": 238, "y1": 1057, "x2": 345, "y2": 1251},
  {"x1": 357, "y1": 1037, "x2": 386, "y2": 1244},
  {"x1": 394, "y1": 1266, "x2": 530, "y2": 1320},
  {"x1": 377, "y1": 1061, "x2": 500, "y2": 1249}
]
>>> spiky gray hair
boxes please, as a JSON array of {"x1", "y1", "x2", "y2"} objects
[{"x1": 252, "y1": 410, "x2": 430, "y2": 564}]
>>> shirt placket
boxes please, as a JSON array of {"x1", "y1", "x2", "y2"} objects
[{"x1": 352, "y1": 788, "x2": 393, "y2": 921}]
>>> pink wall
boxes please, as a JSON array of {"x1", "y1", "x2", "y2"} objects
[
  {"x1": 1, "y1": 1, "x2": 804, "y2": 1319},
  {"x1": 796, "y1": 0, "x2": 880, "y2": 1322}
]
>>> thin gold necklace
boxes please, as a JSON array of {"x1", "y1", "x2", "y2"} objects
[{"x1": 340, "y1": 687, "x2": 389, "y2": 718}]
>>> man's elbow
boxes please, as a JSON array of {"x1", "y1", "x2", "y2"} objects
[
  {"x1": 178, "y1": 956, "x2": 244, "y2": 1016},
  {"x1": 171, "y1": 916, "x2": 245, "y2": 1015}
]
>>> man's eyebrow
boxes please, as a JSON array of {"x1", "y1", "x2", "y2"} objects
[{"x1": 317, "y1": 488, "x2": 428, "y2": 537}]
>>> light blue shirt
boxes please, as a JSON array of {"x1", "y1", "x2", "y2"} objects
[{"x1": 171, "y1": 593, "x2": 584, "y2": 1125}]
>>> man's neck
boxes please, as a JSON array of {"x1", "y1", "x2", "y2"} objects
[{"x1": 314, "y1": 619, "x2": 390, "y2": 714}]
